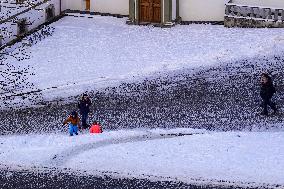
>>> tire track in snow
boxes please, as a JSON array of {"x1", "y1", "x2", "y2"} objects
[
  {"x1": 46, "y1": 132, "x2": 282, "y2": 189},
  {"x1": 49, "y1": 132, "x2": 203, "y2": 167}
]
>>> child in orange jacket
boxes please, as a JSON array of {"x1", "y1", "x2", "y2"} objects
[
  {"x1": 63, "y1": 111, "x2": 81, "y2": 136},
  {"x1": 90, "y1": 121, "x2": 102, "y2": 134}
]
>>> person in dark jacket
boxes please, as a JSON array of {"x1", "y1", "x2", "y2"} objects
[
  {"x1": 78, "y1": 93, "x2": 92, "y2": 129},
  {"x1": 260, "y1": 73, "x2": 277, "y2": 116}
]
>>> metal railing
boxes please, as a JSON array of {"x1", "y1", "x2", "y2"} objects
[{"x1": 225, "y1": 3, "x2": 284, "y2": 22}]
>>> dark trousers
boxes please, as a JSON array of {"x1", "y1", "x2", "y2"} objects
[
  {"x1": 262, "y1": 98, "x2": 276, "y2": 114},
  {"x1": 81, "y1": 112, "x2": 89, "y2": 129}
]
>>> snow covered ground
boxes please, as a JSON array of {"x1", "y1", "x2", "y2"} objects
[
  {"x1": 0, "y1": 128, "x2": 283, "y2": 188},
  {"x1": 1, "y1": 14, "x2": 284, "y2": 188},
  {"x1": 1, "y1": 13, "x2": 284, "y2": 108}
]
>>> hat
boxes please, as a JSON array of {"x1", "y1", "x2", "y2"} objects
[
  {"x1": 71, "y1": 111, "x2": 77, "y2": 117},
  {"x1": 261, "y1": 73, "x2": 272, "y2": 81}
]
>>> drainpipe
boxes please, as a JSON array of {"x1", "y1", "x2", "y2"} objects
[
  {"x1": 162, "y1": 0, "x2": 165, "y2": 24},
  {"x1": 176, "y1": 0, "x2": 179, "y2": 20},
  {"x1": 59, "y1": 0, "x2": 62, "y2": 14},
  {"x1": 135, "y1": 0, "x2": 138, "y2": 23},
  {"x1": 134, "y1": 0, "x2": 137, "y2": 21},
  {"x1": 176, "y1": 0, "x2": 181, "y2": 23}
]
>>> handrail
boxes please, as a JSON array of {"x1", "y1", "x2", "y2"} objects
[
  {"x1": 226, "y1": 2, "x2": 284, "y2": 11},
  {"x1": 225, "y1": 3, "x2": 284, "y2": 21},
  {"x1": 0, "y1": 0, "x2": 51, "y2": 24}
]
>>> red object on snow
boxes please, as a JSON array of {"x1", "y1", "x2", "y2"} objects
[{"x1": 90, "y1": 124, "x2": 102, "y2": 134}]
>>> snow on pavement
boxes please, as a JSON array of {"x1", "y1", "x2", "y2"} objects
[{"x1": 0, "y1": 128, "x2": 283, "y2": 188}]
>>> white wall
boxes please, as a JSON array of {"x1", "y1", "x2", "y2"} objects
[
  {"x1": 61, "y1": 0, "x2": 67, "y2": 11},
  {"x1": 62, "y1": 0, "x2": 82, "y2": 11},
  {"x1": 179, "y1": 0, "x2": 225, "y2": 21},
  {"x1": 91, "y1": 0, "x2": 129, "y2": 15},
  {"x1": 232, "y1": 0, "x2": 284, "y2": 8}
]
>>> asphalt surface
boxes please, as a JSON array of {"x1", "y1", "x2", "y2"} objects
[{"x1": 0, "y1": 167, "x2": 273, "y2": 189}]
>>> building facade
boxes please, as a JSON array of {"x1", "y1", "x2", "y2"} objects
[
  {"x1": 0, "y1": 0, "x2": 61, "y2": 47},
  {"x1": 63, "y1": 0, "x2": 226, "y2": 26},
  {"x1": 62, "y1": 0, "x2": 284, "y2": 26},
  {"x1": 1, "y1": 0, "x2": 284, "y2": 47},
  {"x1": 127, "y1": 0, "x2": 226, "y2": 26}
]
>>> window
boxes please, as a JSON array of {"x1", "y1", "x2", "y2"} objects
[
  {"x1": 45, "y1": 5, "x2": 55, "y2": 21},
  {"x1": 17, "y1": 19, "x2": 27, "y2": 36},
  {"x1": 16, "y1": 0, "x2": 25, "y2": 4}
]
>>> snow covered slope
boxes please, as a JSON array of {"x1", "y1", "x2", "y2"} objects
[
  {"x1": 1, "y1": 14, "x2": 284, "y2": 134},
  {"x1": 1, "y1": 14, "x2": 284, "y2": 108}
]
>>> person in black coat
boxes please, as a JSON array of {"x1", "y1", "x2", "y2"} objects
[
  {"x1": 260, "y1": 73, "x2": 277, "y2": 116},
  {"x1": 78, "y1": 93, "x2": 92, "y2": 129}
]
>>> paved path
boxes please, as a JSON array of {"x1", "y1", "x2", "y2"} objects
[{"x1": 0, "y1": 166, "x2": 268, "y2": 189}]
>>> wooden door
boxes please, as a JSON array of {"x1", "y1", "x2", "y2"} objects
[
  {"x1": 86, "y1": 0, "x2": 90, "y2": 10},
  {"x1": 140, "y1": 0, "x2": 151, "y2": 22},
  {"x1": 140, "y1": 0, "x2": 161, "y2": 23},
  {"x1": 152, "y1": 0, "x2": 161, "y2": 23}
]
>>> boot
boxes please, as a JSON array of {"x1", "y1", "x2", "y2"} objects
[
  {"x1": 260, "y1": 111, "x2": 268, "y2": 116},
  {"x1": 272, "y1": 107, "x2": 278, "y2": 115}
]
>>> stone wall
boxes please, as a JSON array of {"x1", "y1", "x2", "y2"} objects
[{"x1": 225, "y1": 16, "x2": 284, "y2": 28}]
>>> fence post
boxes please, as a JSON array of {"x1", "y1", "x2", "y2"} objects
[
  {"x1": 274, "y1": 9, "x2": 279, "y2": 21},
  {"x1": 237, "y1": 6, "x2": 242, "y2": 16},
  {"x1": 254, "y1": 7, "x2": 261, "y2": 18},
  {"x1": 230, "y1": 5, "x2": 236, "y2": 16},
  {"x1": 249, "y1": 7, "x2": 254, "y2": 17},
  {"x1": 282, "y1": 9, "x2": 284, "y2": 21},
  {"x1": 225, "y1": 5, "x2": 231, "y2": 15},
  {"x1": 260, "y1": 8, "x2": 266, "y2": 19},
  {"x1": 267, "y1": 8, "x2": 272, "y2": 19},
  {"x1": 242, "y1": 6, "x2": 248, "y2": 17}
]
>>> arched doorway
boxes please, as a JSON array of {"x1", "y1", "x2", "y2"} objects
[{"x1": 139, "y1": 0, "x2": 161, "y2": 23}]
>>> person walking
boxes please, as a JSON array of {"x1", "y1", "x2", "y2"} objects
[
  {"x1": 63, "y1": 111, "x2": 80, "y2": 136},
  {"x1": 78, "y1": 93, "x2": 92, "y2": 129},
  {"x1": 260, "y1": 73, "x2": 277, "y2": 116}
]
